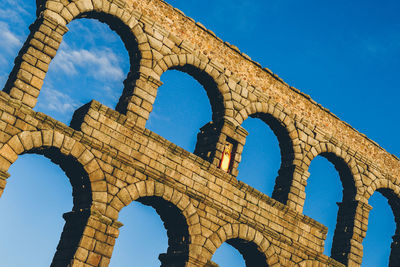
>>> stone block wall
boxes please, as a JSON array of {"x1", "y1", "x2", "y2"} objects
[{"x1": 0, "y1": 0, "x2": 399, "y2": 266}]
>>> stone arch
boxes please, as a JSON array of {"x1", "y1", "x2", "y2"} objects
[
  {"x1": 4, "y1": 0, "x2": 148, "y2": 118},
  {"x1": 363, "y1": 178, "x2": 400, "y2": 201},
  {"x1": 234, "y1": 101, "x2": 302, "y2": 205},
  {"x1": 53, "y1": 0, "x2": 150, "y2": 115},
  {"x1": 108, "y1": 180, "x2": 202, "y2": 265},
  {"x1": 235, "y1": 101, "x2": 300, "y2": 163},
  {"x1": 0, "y1": 130, "x2": 107, "y2": 210},
  {"x1": 152, "y1": 54, "x2": 227, "y2": 122},
  {"x1": 203, "y1": 223, "x2": 280, "y2": 266},
  {"x1": 363, "y1": 179, "x2": 400, "y2": 228},
  {"x1": 362, "y1": 184, "x2": 400, "y2": 266},
  {"x1": 302, "y1": 144, "x2": 361, "y2": 265},
  {"x1": 303, "y1": 143, "x2": 359, "y2": 202},
  {"x1": 0, "y1": 130, "x2": 108, "y2": 266}
]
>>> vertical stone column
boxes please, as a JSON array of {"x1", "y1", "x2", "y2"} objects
[
  {"x1": 0, "y1": 170, "x2": 10, "y2": 198},
  {"x1": 390, "y1": 234, "x2": 400, "y2": 267},
  {"x1": 159, "y1": 251, "x2": 207, "y2": 267},
  {"x1": 51, "y1": 210, "x2": 122, "y2": 267},
  {"x1": 388, "y1": 195, "x2": 400, "y2": 267},
  {"x1": 3, "y1": 15, "x2": 68, "y2": 108},
  {"x1": 272, "y1": 165, "x2": 309, "y2": 212},
  {"x1": 331, "y1": 200, "x2": 371, "y2": 267},
  {"x1": 205, "y1": 261, "x2": 218, "y2": 267},
  {"x1": 194, "y1": 118, "x2": 248, "y2": 177},
  {"x1": 117, "y1": 73, "x2": 163, "y2": 128},
  {"x1": 158, "y1": 253, "x2": 187, "y2": 267}
]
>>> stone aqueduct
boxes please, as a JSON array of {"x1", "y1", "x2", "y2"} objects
[{"x1": 0, "y1": 0, "x2": 399, "y2": 266}]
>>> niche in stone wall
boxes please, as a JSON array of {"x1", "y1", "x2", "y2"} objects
[{"x1": 35, "y1": 17, "x2": 130, "y2": 125}]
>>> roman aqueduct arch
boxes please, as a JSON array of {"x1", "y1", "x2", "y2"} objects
[{"x1": 0, "y1": 0, "x2": 399, "y2": 266}]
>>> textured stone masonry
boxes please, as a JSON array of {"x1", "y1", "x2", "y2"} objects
[{"x1": 1, "y1": 0, "x2": 400, "y2": 266}]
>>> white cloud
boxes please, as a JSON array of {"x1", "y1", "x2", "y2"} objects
[
  {"x1": 37, "y1": 86, "x2": 81, "y2": 114},
  {"x1": 0, "y1": 22, "x2": 22, "y2": 53},
  {"x1": 52, "y1": 42, "x2": 124, "y2": 82},
  {"x1": 101, "y1": 85, "x2": 119, "y2": 102},
  {"x1": 0, "y1": 22, "x2": 22, "y2": 71},
  {"x1": 0, "y1": 0, "x2": 30, "y2": 23}
]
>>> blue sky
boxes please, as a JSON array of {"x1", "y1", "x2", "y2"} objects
[{"x1": 0, "y1": 0, "x2": 399, "y2": 266}]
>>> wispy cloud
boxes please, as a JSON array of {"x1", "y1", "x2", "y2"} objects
[
  {"x1": 0, "y1": 0, "x2": 31, "y2": 26},
  {"x1": 101, "y1": 85, "x2": 119, "y2": 102},
  {"x1": 52, "y1": 42, "x2": 124, "y2": 82},
  {"x1": 0, "y1": 22, "x2": 22, "y2": 53},
  {"x1": 360, "y1": 26, "x2": 400, "y2": 58},
  {"x1": 37, "y1": 86, "x2": 81, "y2": 114},
  {"x1": 0, "y1": 22, "x2": 22, "y2": 71}
]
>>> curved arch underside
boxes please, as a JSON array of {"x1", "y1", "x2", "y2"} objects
[{"x1": 0, "y1": 0, "x2": 399, "y2": 266}]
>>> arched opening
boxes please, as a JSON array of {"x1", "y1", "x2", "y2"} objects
[
  {"x1": 212, "y1": 243, "x2": 246, "y2": 267},
  {"x1": 147, "y1": 68, "x2": 215, "y2": 152},
  {"x1": 238, "y1": 113, "x2": 294, "y2": 196},
  {"x1": 211, "y1": 239, "x2": 268, "y2": 267},
  {"x1": 0, "y1": 148, "x2": 91, "y2": 266},
  {"x1": 28, "y1": 147, "x2": 92, "y2": 211},
  {"x1": 237, "y1": 117, "x2": 280, "y2": 195},
  {"x1": 110, "y1": 196, "x2": 190, "y2": 266},
  {"x1": 303, "y1": 153, "x2": 356, "y2": 257},
  {"x1": 35, "y1": 13, "x2": 134, "y2": 125},
  {"x1": 363, "y1": 189, "x2": 398, "y2": 266}
]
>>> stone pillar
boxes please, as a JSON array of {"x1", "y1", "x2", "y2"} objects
[
  {"x1": 0, "y1": 170, "x2": 10, "y2": 198},
  {"x1": 272, "y1": 165, "x2": 309, "y2": 212},
  {"x1": 389, "y1": 234, "x2": 400, "y2": 266},
  {"x1": 51, "y1": 209, "x2": 122, "y2": 267},
  {"x1": 116, "y1": 73, "x2": 163, "y2": 128},
  {"x1": 331, "y1": 200, "x2": 371, "y2": 267},
  {"x1": 159, "y1": 252, "x2": 188, "y2": 267},
  {"x1": 194, "y1": 118, "x2": 248, "y2": 178},
  {"x1": 3, "y1": 15, "x2": 68, "y2": 108},
  {"x1": 205, "y1": 261, "x2": 219, "y2": 267}
]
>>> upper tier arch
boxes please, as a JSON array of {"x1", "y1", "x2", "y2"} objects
[
  {"x1": 153, "y1": 54, "x2": 226, "y2": 122},
  {"x1": 304, "y1": 143, "x2": 359, "y2": 202},
  {"x1": 4, "y1": 0, "x2": 148, "y2": 116}
]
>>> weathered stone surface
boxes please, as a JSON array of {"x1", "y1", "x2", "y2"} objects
[{"x1": 0, "y1": 0, "x2": 399, "y2": 266}]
